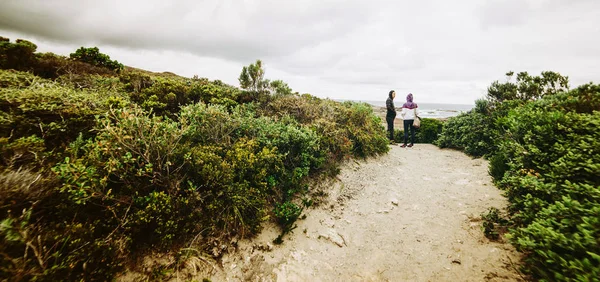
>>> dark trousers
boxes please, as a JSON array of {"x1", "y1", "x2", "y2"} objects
[
  {"x1": 403, "y1": 119, "x2": 415, "y2": 145},
  {"x1": 386, "y1": 115, "x2": 395, "y2": 140}
]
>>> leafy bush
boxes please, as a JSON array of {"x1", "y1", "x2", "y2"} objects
[
  {"x1": 393, "y1": 118, "x2": 444, "y2": 144},
  {"x1": 35, "y1": 52, "x2": 118, "y2": 79},
  {"x1": 435, "y1": 70, "x2": 599, "y2": 280},
  {"x1": 70, "y1": 47, "x2": 124, "y2": 72},
  {"x1": 481, "y1": 207, "x2": 509, "y2": 240},
  {"x1": 487, "y1": 71, "x2": 569, "y2": 103},
  {"x1": 434, "y1": 112, "x2": 497, "y2": 157},
  {"x1": 416, "y1": 118, "x2": 444, "y2": 143},
  {"x1": 0, "y1": 38, "x2": 37, "y2": 71},
  {"x1": 120, "y1": 73, "x2": 240, "y2": 116},
  {"x1": 261, "y1": 96, "x2": 388, "y2": 163},
  {"x1": 0, "y1": 37, "x2": 395, "y2": 281},
  {"x1": 0, "y1": 69, "x2": 129, "y2": 152},
  {"x1": 486, "y1": 85, "x2": 600, "y2": 281},
  {"x1": 0, "y1": 135, "x2": 47, "y2": 169},
  {"x1": 273, "y1": 201, "x2": 303, "y2": 233},
  {"x1": 336, "y1": 101, "x2": 389, "y2": 158}
]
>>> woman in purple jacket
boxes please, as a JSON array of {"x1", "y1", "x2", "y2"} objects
[{"x1": 400, "y1": 93, "x2": 419, "y2": 148}]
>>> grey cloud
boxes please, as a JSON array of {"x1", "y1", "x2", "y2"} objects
[
  {"x1": 1, "y1": 0, "x2": 599, "y2": 105},
  {"x1": 0, "y1": 0, "x2": 376, "y2": 62},
  {"x1": 478, "y1": 0, "x2": 532, "y2": 29}
]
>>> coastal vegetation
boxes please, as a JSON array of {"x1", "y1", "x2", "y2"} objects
[
  {"x1": 436, "y1": 71, "x2": 600, "y2": 281},
  {"x1": 0, "y1": 37, "x2": 389, "y2": 281}
]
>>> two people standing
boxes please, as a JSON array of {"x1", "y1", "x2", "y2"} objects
[{"x1": 386, "y1": 91, "x2": 419, "y2": 147}]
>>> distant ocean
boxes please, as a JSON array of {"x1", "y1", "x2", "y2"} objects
[{"x1": 335, "y1": 99, "x2": 474, "y2": 119}]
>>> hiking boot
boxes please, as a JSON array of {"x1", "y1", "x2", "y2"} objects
[
  {"x1": 400, "y1": 144, "x2": 407, "y2": 148},
  {"x1": 407, "y1": 143, "x2": 414, "y2": 148}
]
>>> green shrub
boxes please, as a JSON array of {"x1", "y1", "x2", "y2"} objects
[
  {"x1": 233, "y1": 113, "x2": 324, "y2": 198},
  {"x1": 336, "y1": 101, "x2": 389, "y2": 158},
  {"x1": 70, "y1": 47, "x2": 124, "y2": 72},
  {"x1": 416, "y1": 118, "x2": 444, "y2": 143},
  {"x1": 434, "y1": 70, "x2": 598, "y2": 280},
  {"x1": 0, "y1": 207, "x2": 126, "y2": 281},
  {"x1": 183, "y1": 140, "x2": 280, "y2": 236},
  {"x1": 120, "y1": 74, "x2": 240, "y2": 116},
  {"x1": 394, "y1": 118, "x2": 444, "y2": 144},
  {"x1": 481, "y1": 207, "x2": 509, "y2": 240},
  {"x1": 273, "y1": 201, "x2": 303, "y2": 232},
  {"x1": 34, "y1": 52, "x2": 117, "y2": 79},
  {"x1": 0, "y1": 69, "x2": 45, "y2": 88},
  {"x1": 0, "y1": 69, "x2": 130, "y2": 152},
  {"x1": 0, "y1": 135, "x2": 46, "y2": 169},
  {"x1": 262, "y1": 95, "x2": 328, "y2": 124},
  {"x1": 0, "y1": 40, "x2": 396, "y2": 280},
  {"x1": 0, "y1": 38, "x2": 37, "y2": 71},
  {"x1": 489, "y1": 84, "x2": 600, "y2": 281},
  {"x1": 434, "y1": 112, "x2": 497, "y2": 157}
]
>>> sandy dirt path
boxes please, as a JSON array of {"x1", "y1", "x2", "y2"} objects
[{"x1": 207, "y1": 144, "x2": 523, "y2": 281}]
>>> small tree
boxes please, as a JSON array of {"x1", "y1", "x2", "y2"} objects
[
  {"x1": 0, "y1": 38, "x2": 38, "y2": 70},
  {"x1": 238, "y1": 60, "x2": 295, "y2": 100},
  {"x1": 70, "y1": 47, "x2": 124, "y2": 72},
  {"x1": 270, "y1": 80, "x2": 293, "y2": 96},
  {"x1": 238, "y1": 59, "x2": 268, "y2": 93},
  {"x1": 487, "y1": 71, "x2": 569, "y2": 103}
]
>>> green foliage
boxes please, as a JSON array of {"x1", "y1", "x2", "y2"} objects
[
  {"x1": 491, "y1": 88, "x2": 600, "y2": 281},
  {"x1": 269, "y1": 80, "x2": 293, "y2": 96},
  {"x1": 238, "y1": 59, "x2": 267, "y2": 93},
  {"x1": 481, "y1": 207, "x2": 509, "y2": 240},
  {"x1": 0, "y1": 69, "x2": 130, "y2": 155},
  {"x1": 0, "y1": 38, "x2": 37, "y2": 71},
  {"x1": 120, "y1": 72, "x2": 240, "y2": 115},
  {"x1": 434, "y1": 112, "x2": 497, "y2": 157},
  {"x1": 336, "y1": 102, "x2": 389, "y2": 158},
  {"x1": 35, "y1": 52, "x2": 118, "y2": 79},
  {"x1": 0, "y1": 39, "x2": 392, "y2": 280},
  {"x1": 474, "y1": 98, "x2": 490, "y2": 115},
  {"x1": 0, "y1": 135, "x2": 46, "y2": 169},
  {"x1": 273, "y1": 201, "x2": 303, "y2": 236},
  {"x1": 70, "y1": 47, "x2": 124, "y2": 72},
  {"x1": 0, "y1": 68, "x2": 43, "y2": 88},
  {"x1": 438, "y1": 70, "x2": 599, "y2": 281},
  {"x1": 487, "y1": 71, "x2": 569, "y2": 103},
  {"x1": 0, "y1": 38, "x2": 118, "y2": 79},
  {"x1": 394, "y1": 118, "x2": 444, "y2": 144}
]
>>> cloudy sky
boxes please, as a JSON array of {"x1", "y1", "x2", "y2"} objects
[{"x1": 1, "y1": 0, "x2": 599, "y2": 104}]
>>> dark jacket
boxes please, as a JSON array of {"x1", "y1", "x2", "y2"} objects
[{"x1": 386, "y1": 97, "x2": 396, "y2": 117}]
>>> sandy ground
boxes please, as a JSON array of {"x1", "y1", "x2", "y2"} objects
[{"x1": 197, "y1": 145, "x2": 524, "y2": 282}]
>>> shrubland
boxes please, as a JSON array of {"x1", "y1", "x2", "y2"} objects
[
  {"x1": 435, "y1": 71, "x2": 600, "y2": 281},
  {"x1": 0, "y1": 37, "x2": 389, "y2": 281}
]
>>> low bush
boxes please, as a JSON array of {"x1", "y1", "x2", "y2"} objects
[
  {"x1": 0, "y1": 38, "x2": 37, "y2": 71},
  {"x1": 0, "y1": 38, "x2": 394, "y2": 281},
  {"x1": 434, "y1": 112, "x2": 497, "y2": 157},
  {"x1": 481, "y1": 207, "x2": 509, "y2": 240},
  {"x1": 0, "y1": 69, "x2": 130, "y2": 152},
  {"x1": 70, "y1": 47, "x2": 124, "y2": 72},
  {"x1": 393, "y1": 118, "x2": 444, "y2": 144},
  {"x1": 335, "y1": 101, "x2": 389, "y2": 158},
  {"x1": 437, "y1": 70, "x2": 600, "y2": 281},
  {"x1": 487, "y1": 84, "x2": 600, "y2": 281},
  {"x1": 121, "y1": 73, "x2": 241, "y2": 116}
]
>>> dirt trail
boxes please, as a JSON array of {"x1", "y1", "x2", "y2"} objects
[{"x1": 207, "y1": 145, "x2": 523, "y2": 281}]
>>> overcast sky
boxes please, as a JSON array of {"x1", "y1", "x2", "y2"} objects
[{"x1": 1, "y1": 0, "x2": 599, "y2": 104}]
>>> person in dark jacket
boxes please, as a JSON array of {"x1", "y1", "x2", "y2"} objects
[{"x1": 386, "y1": 90, "x2": 397, "y2": 143}]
